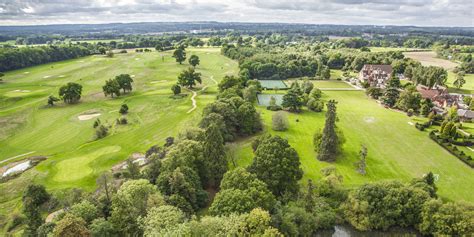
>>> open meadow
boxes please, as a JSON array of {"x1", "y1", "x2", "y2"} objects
[
  {"x1": 0, "y1": 47, "x2": 238, "y2": 222},
  {"x1": 231, "y1": 80, "x2": 474, "y2": 203}
]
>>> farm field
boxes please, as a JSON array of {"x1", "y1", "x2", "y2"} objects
[
  {"x1": 0, "y1": 47, "x2": 238, "y2": 220},
  {"x1": 403, "y1": 51, "x2": 474, "y2": 94},
  {"x1": 369, "y1": 47, "x2": 427, "y2": 52},
  {"x1": 403, "y1": 51, "x2": 458, "y2": 70},
  {"x1": 231, "y1": 89, "x2": 474, "y2": 203}
]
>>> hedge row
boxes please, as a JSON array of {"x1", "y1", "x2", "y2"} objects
[{"x1": 429, "y1": 131, "x2": 474, "y2": 168}]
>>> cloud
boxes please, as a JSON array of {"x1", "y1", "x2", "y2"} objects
[{"x1": 0, "y1": 0, "x2": 472, "y2": 26}]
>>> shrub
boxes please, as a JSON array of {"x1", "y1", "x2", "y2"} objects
[
  {"x1": 96, "y1": 125, "x2": 108, "y2": 139},
  {"x1": 117, "y1": 117, "x2": 128, "y2": 125},
  {"x1": 119, "y1": 104, "x2": 129, "y2": 114},
  {"x1": 307, "y1": 98, "x2": 324, "y2": 112},
  {"x1": 171, "y1": 84, "x2": 181, "y2": 95},
  {"x1": 93, "y1": 119, "x2": 101, "y2": 128},
  {"x1": 266, "y1": 105, "x2": 282, "y2": 111},
  {"x1": 272, "y1": 111, "x2": 289, "y2": 131}
]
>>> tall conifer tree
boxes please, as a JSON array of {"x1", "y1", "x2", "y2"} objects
[{"x1": 317, "y1": 100, "x2": 339, "y2": 162}]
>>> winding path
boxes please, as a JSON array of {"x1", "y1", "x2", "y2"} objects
[{"x1": 186, "y1": 76, "x2": 217, "y2": 114}]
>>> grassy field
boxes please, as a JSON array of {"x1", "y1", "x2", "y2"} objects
[
  {"x1": 445, "y1": 71, "x2": 474, "y2": 94},
  {"x1": 0, "y1": 47, "x2": 238, "y2": 224},
  {"x1": 231, "y1": 82, "x2": 474, "y2": 203}
]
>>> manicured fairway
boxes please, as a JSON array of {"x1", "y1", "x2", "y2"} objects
[
  {"x1": 0, "y1": 47, "x2": 238, "y2": 220},
  {"x1": 232, "y1": 90, "x2": 474, "y2": 203}
]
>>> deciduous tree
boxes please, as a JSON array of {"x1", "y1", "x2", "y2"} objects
[
  {"x1": 177, "y1": 67, "x2": 202, "y2": 88},
  {"x1": 249, "y1": 135, "x2": 303, "y2": 196},
  {"x1": 188, "y1": 55, "x2": 200, "y2": 68},
  {"x1": 173, "y1": 48, "x2": 186, "y2": 64},
  {"x1": 59, "y1": 82, "x2": 82, "y2": 104}
]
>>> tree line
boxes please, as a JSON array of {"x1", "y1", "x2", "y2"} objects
[{"x1": 0, "y1": 45, "x2": 92, "y2": 72}]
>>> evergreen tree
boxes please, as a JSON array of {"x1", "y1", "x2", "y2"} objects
[
  {"x1": 420, "y1": 99, "x2": 433, "y2": 117},
  {"x1": 382, "y1": 87, "x2": 400, "y2": 108},
  {"x1": 202, "y1": 123, "x2": 227, "y2": 187},
  {"x1": 317, "y1": 100, "x2": 339, "y2": 162},
  {"x1": 355, "y1": 145, "x2": 367, "y2": 175},
  {"x1": 387, "y1": 74, "x2": 401, "y2": 88},
  {"x1": 282, "y1": 86, "x2": 304, "y2": 112},
  {"x1": 22, "y1": 184, "x2": 50, "y2": 236}
]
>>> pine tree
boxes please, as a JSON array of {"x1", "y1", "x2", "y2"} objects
[
  {"x1": 202, "y1": 123, "x2": 227, "y2": 187},
  {"x1": 317, "y1": 100, "x2": 339, "y2": 162},
  {"x1": 382, "y1": 87, "x2": 399, "y2": 108},
  {"x1": 282, "y1": 84, "x2": 304, "y2": 112},
  {"x1": 303, "y1": 179, "x2": 315, "y2": 212}
]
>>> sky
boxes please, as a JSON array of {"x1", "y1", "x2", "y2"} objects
[{"x1": 0, "y1": 0, "x2": 473, "y2": 27}]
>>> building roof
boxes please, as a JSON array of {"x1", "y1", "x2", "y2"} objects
[
  {"x1": 457, "y1": 109, "x2": 474, "y2": 119},
  {"x1": 416, "y1": 85, "x2": 447, "y2": 100},
  {"x1": 361, "y1": 64, "x2": 393, "y2": 74}
]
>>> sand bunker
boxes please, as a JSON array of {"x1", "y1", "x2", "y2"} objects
[
  {"x1": 12, "y1": 90, "x2": 31, "y2": 93},
  {"x1": 24, "y1": 72, "x2": 30, "y2": 74},
  {"x1": 408, "y1": 122, "x2": 414, "y2": 126},
  {"x1": 364, "y1": 117, "x2": 375, "y2": 123},
  {"x1": 43, "y1": 75, "x2": 51, "y2": 79},
  {"x1": 58, "y1": 75, "x2": 66, "y2": 78},
  {"x1": 78, "y1": 113, "x2": 101, "y2": 121},
  {"x1": 131, "y1": 75, "x2": 136, "y2": 78},
  {"x1": 2, "y1": 161, "x2": 31, "y2": 177}
]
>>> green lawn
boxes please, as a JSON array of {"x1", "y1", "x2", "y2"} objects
[
  {"x1": 446, "y1": 71, "x2": 474, "y2": 94},
  {"x1": 0, "y1": 47, "x2": 238, "y2": 225},
  {"x1": 231, "y1": 90, "x2": 474, "y2": 203}
]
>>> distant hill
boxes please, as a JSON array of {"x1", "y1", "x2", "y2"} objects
[{"x1": 0, "y1": 22, "x2": 472, "y2": 37}]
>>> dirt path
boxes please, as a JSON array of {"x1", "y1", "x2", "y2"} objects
[
  {"x1": 186, "y1": 76, "x2": 217, "y2": 114},
  {"x1": 0, "y1": 151, "x2": 36, "y2": 165}
]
